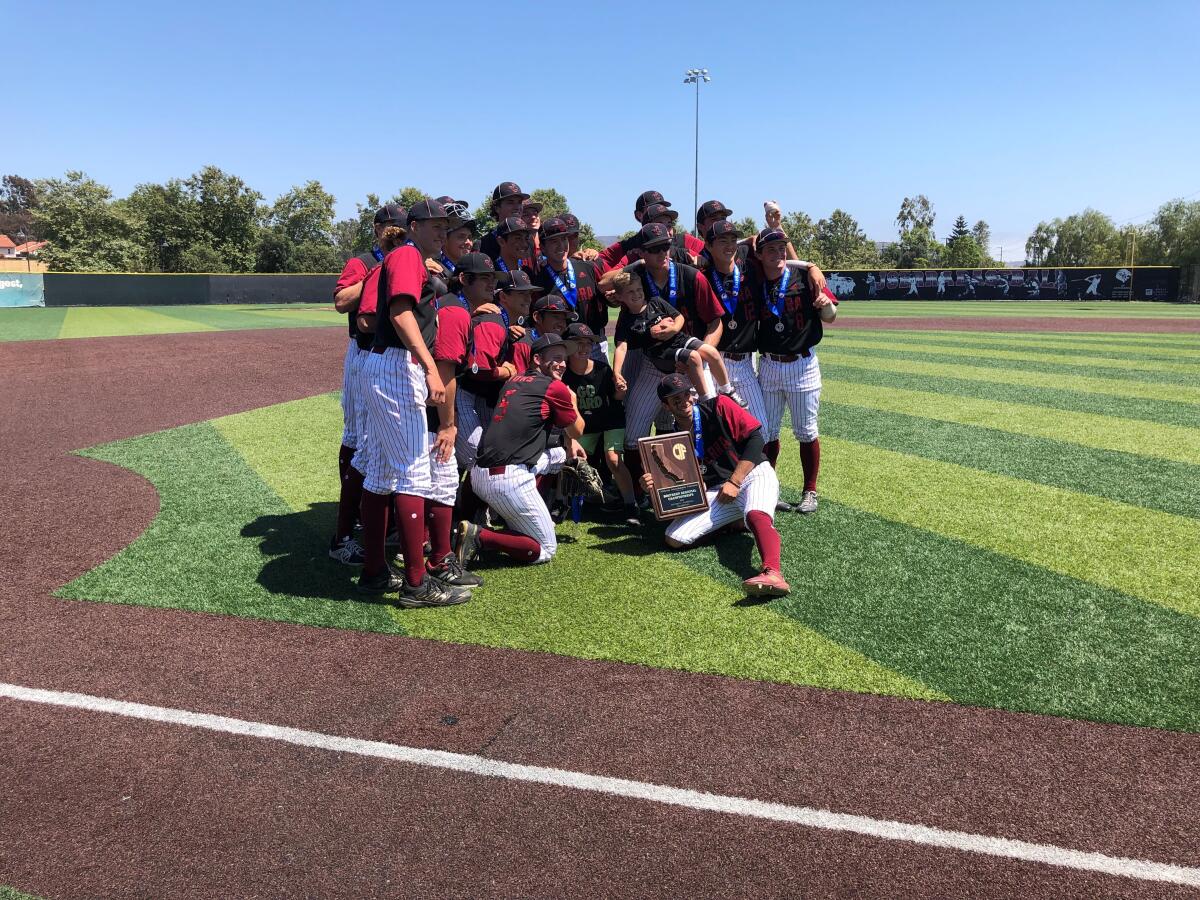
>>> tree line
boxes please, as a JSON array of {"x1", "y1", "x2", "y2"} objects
[{"x1": 4, "y1": 172, "x2": 1197, "y2": 272}]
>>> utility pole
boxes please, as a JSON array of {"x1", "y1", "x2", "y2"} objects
[{"x1": 683, "y1": 68, "x2": 710, "y2": 235}]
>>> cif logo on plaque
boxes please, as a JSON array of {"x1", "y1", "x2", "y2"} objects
[{"x1": 638, "y1": 432, "x2": 710, "y2": 521}]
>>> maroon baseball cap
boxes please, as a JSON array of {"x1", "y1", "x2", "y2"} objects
[
  {"x1": 497, "y1": 270, "x2": 537, "y2": 292},
  {"x1": 657, "y1": 373, "x2": 692, "y2": 401},
  {"x1": 635, "y1": 190, "x2": 670, "y2": 213},
  {"x1": 564, "y1": 322, "x2": 598, "y2": 343},
  {"x1": 705, "y1": 219, "x2": 739, "y2": 242},
  {"x1": 455, "y1": 252, "x2": 496, "y2": 276},
  {"x1": 697, "y1": 200, "x2": 733, "y2": 222},
  {"x1": 639, "y1": 222, "x2": 672, "y2": 249},
  {"x1": 558, "y1": 212, "x2": 581, "y2": 235},
  {"x1": 539, "y1": 216, "x2": 572, "y2": 241},
  {"x1": 495, "y1": 216, "x2": 534, "y2": 238},
  {"x1": 532, "y1": 293, "x2": 569, "y2": 314},
  {"x1": 642, "y1": 203, "x2": 679, "y2": 223},
  {"x1": 756, "y1": 227, "x2": 788, "y2": 246},
  {"x1": 491, "y1": 182, "x2": 529, "y2": 204}
]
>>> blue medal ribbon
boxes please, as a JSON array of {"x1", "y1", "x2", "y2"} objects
[
  {"x1": 692, "y1": 403, "x2": 705, "y2": 463},
  {"x1": 440, "y1": 252, "x2": 456, "y2": 274},
  {"x1": 765, "y1": 267, "x2": 791, "y2": 320},
  {"x1": 454, "y1": 291, "x2": 468, "y2": 309},
  {"x1": 499, "y1": 307, "x2": 510, "y2": 328},
  {"x1": 371, "y1": 245, "x2": 384, "y2": 262},
  {"x1": 539, "y1": 256, "x2": 578, "y2": 308},
  {"x1": 646, "y1": 261, "x2": 678, "y2": 304},
  {"x1": 709, "y1": 264, "x2": 741, "y2": 317},
  {"x1": 496, "y1": 257, "x2": 509, "y2": 273}
]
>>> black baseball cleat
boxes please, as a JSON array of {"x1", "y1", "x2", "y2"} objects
[
  {"x1": 357, "y1": 568, "x2": 403, "y2": 594},
  {"x1": 454, "y1": 520, "x2": 481, "y2": 567},
  {"x1": 329, "y1": 536, "x2": 366, "y2": 566},
  {"x1": 429, "y1": 553, "x2": 484, "y2": 589},
  {"x1": 395, "y1": 576, "x2": 470, "y2": 609},
  {"x1": 623, "y1": 504, "x2": 643, "y2": 527}
]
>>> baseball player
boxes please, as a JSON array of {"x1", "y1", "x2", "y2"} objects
[
  {"x1": 702, "y1": 219, "x2": 768, "y2": 427},
  {"x1": 641, "y1": 373, "x2": 789, "y2": 597},
  {"x1": 535, "y1": 216, "x2": 608, "y2": 359},
  {"x1": 478, "y1": 181, "x2": 529, "y2": 261},
  {"x1": 597, "y1": 191, "x2": 702, "y2": 271},
  {"x1": 563, "y1": 322, "x2": 640, "y2": 526},
  {"x1": 329, "y1": 203, "x2": 406, "y2": 565},
  {"x1": 436, "y1": 197, "x2": 475, "y2": 277},
  {"x1": 695, "y1": 200, "x2": 735, "y2": 242},
  {"x1": 356, "y1": 198, "x2": 468, "y2": 607},
  {"x1": 530, "y1": 292, "x2": 570, "y2": 339},
  {"x1": 559, "y1": 213, "x2": 601, "y2": 262},
  {"x1": 753, "y1": 228, "x2": 838, "y2": 515},
  {"x1": 455, "y1": 333, "x2": 586, "y2": 566},
  {"x1": 493, "y1": 216, "x2": 537, "y2": 277},
  {"x1": 521, "y1": 198, "x2": 543, "y2": 257}
]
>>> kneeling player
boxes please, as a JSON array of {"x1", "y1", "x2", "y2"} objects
[
  {"x1": 640, "y1": 374, "x2": 789, "y2": 597},
  {"x1": 456, "y1": 334, "x2": 586, "y2": 566}
]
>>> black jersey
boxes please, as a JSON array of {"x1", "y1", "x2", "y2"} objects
[
  {"x1": 613, "y1": 297, "x2": 680, "y2": 352},
  {"x1": 704, "y1": 262, "x2": 760, "y2": 354},
  {"x1": 563, "y1": 358, "x2": 625, "y2": 433},
  {"x1": 535, "y1": 257, "x2": 608, "y2": 335},
  {"x1": 753, "y1": 263, "x2": 824, "y2": 357},
  {"x1": 476, "y1": 374, "x2": 578, "y2": 469}
]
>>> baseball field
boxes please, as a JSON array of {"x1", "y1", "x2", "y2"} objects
[{"x1": 3, "y1": 300, "x2": 1200, "y2": 897}]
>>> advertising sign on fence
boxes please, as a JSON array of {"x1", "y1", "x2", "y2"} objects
[
  {"x1": 823, "y1": 267, "x2": 1180, "y2": 302},
  {"x1": 0, "y1": 273, "x2": 45, "y2": 307}
]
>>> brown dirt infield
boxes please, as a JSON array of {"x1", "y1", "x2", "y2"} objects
[{"x1": 2, "y1": 327, "x2": 1198, "y2": 898}]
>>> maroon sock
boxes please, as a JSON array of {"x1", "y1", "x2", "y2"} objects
[
  {"x1": 624, "y1": 449, "x2": 645, "y2": 498},
  {"x1": 426, "y1": 502, "x2": 453, "y2": 565},
  {"x1": 393, "y1": 494, "x2": 428, "y2": 587},
  {"x1": 764, "y1": 440, "x2": 781, "y2": 468},
  {"x1": 334, "y1": 465, "x2": 364, "y2": 541},
  {"x1": 477, "y1": 528, "x2": 541, "y2": 562},
  {"x1": 746, "y1": 510, "x2": 782, "y2": 571},
  {"x1": 799, "y1": 439, "x2": 820, "y2": 492},
  {"x1": 360, "y1": 490, "x2": 391, "y2": 577}
]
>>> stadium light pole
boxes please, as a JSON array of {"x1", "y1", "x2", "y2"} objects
[{"x1": 683, "y1": 68, "x2": 710, "y2": 235}]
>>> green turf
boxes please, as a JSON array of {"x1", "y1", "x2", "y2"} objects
[
  {"x1": 0, "y1": 887, "x2": 42, "y2": 900},
  {"x1": 830, "y1": 328, "x2": 1200, "y2": 363},
  {"x1": 0, "y1": 304, "x2": 341, "y2": 342},
  {"x1": 837, "y1": 300, "x2": 1200, "y2": 318}
]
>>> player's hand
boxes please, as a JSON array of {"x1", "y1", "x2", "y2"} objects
[
  {"x1": 614, "y1": 375, "x2": 628, "y2": 400},
  {"x1": 716, "y1": 480, "x2": 740, "y2": 504},
  {"x1": 425, "y1": 369, "x2": 446, "y2": 406},
  {"x1": 476, "y1": 302, "x2": 500, "y2": 316},
  {"x1": 574, "y1": 248, "x2": 600, "y2": 262},
  {"x1": 650, "y1": 319, "x2": 677, "y2": 339},
  {"x1": 433, "y1": 425, "x2": 456, "y2": 463},
  {"x1": 508, "y1": 324, "x2": 525, "y2": 341},
  {"x1": 807, "y1": 265, "x2": 828, "y2": 299},
  {"x1": 640, "y1": 473, "x2": 654, "y2": 495},
  {"x1": 571, "y1": 440, "x2": 587, "y2": 460}
]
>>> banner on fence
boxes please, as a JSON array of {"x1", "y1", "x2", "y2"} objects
[
  {"x1": 823, "y1": 267, "x2": 1180, "y2": 302},
  {"x1": 0, "y1": 273, "x2": 45, "y2": 307}
]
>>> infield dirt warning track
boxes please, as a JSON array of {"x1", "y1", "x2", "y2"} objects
[{"x1": 2, "y1": 325, "x2": 1199, "y2": 898}]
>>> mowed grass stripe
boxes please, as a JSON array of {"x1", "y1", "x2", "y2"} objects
[
  {"x1": 824, "y1": 380, "x2": 1200, "y2": 466},
  {"x1": 212, "y1": 393, "x2": 938, "y2": 698},
  {"x1": 821, "y1": 403, "x2": 1200, "y2": 520},
  {"x1": 822, "y1": 353, "x2": 1200, "y2": 417},
  {"x1": 829, "y1": 330, "x2": 1200, "y2": 363},
  {"x1": 56, "y1": 306, "x2": 219, "y2": 339},
  {"x1": 838, "y1": 300, "x2": 1200, "y2": 318},
  {"x1": 152, "y1": 305, "x2": 340, "y2": 332},
  {"x1": 0, "y1": 308, "x2": 67, "y2": 342},
  {"x1": 807, "y1": 436, "x2": 1200, "y2": 617},
  {"x1": 59, "y1": 421, "x2": 407, "y2": 632},
  {"x1": 699, "y1": 480, "x2": 1200, "y2": 732},
  {"x1": 829, "y1": 335, "x2": 1200, "y2": 374}
]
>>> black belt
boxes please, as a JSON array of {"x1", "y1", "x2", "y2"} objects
[
  {"x1": 724, "y1": 352, "x2": 750, "y2": 361},
  {"x1": 765, "y1": 353, "x2": 799, "y2": 363}
]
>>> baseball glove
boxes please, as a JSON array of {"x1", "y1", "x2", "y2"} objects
[{"x1": 558, "y1": 458, "x2": 605, "y2": 504}]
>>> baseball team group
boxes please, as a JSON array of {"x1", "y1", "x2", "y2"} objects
[{"x1": 330, "y1": 183, "x2": 837, "y2": 608}]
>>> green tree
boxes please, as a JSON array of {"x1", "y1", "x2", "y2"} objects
[
  {"x1": 815, "y1": 209, "x2": 880, "y2": 267},
  {"x1": 267, "y1": 180, "x2": 336, "y2": 245},
  {"x1": 1138, "y1": 199, "x2": 1200, "y2": 266},
  {"x1": 883, "y1": 223, "x2": 941, "y2": 268},
  {"x1": 732, "y1": 216, "x2": 759, "y2": 238},
  {"x1": 1043, "y1": 209, "x2": 1123, "y2": 266},
  {"x1": 123, "y1": 180, "x2": 201, "y2": 271},
  {"x1": 33, "y1": 171, "x2": 148, "y2": 272},
  {"x1": 183, "y1": 166, "x2": 262, "y2": 272},
  {"x1": 529, "y1": 188, "x2": 569, "y2": 219},
  {"x1": 896, "y1": 194, "x2": 935, "y2": 235},
  {"x1": 779, "y1": 211, "x2": 819, "y2": 264},
  {"x1": 971, "y1": 220, "x2": 992, "y2": 258},
  {"x1": 948, "y1": 215, "x2": 971, "y2": 240},
  {"x1": 943, "y1": 234, "x2": 985, "y2": 268},
  {"x1": 1025, "y1": 221, "x2": 1056, "y2": 266},
  {"x1": 0, "y1": 175, "x2": 39, "y2": 241},
  {"x1": 393, "y1": 186, "x2": 430, "y2": 209}
]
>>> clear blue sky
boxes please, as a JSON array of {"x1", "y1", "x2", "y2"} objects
[{"x1": 12, "y1": 0, "x2": 1200, "y2": 259}]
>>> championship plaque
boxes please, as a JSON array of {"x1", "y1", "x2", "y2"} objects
[{"x1": 638, "y1": 431, "x2": 709, "y2": 521}]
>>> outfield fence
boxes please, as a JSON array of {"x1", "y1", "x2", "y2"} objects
[{"x1": 0, "y1": 273, "x2": 338, "y2": 308}]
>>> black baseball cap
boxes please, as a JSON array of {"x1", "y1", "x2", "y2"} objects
[
  {"x1": 531, "y1": 332, "x2": 566, "y2": 355},
  {"x1": 374, "y1": 203, "x2": 407, "y2": 225},
  {"x1": 522, "y1": 199, "x2": 544, "y2": 214},
  {"x1": 697, "y1": 200, "x2": 733, "y2": 222},
  {"x1": 539, "y1": 216, "x2": 572, "y2": 241},
  {"x1": 533, "y1": 293, "x2": 569, "y2": 314},
  {"x1": 657, "y1": 373, "x2": 692, "y2": 401},
  {"x1": 406, "y1": 199, "x2": 449, "y2": 223},
  {"x1": 564, "y1": 322, "x2": 598, "y2": 343},
  {"x1": 642, "y1": 203, "x2": 679, "y2": 223},
  {"x1": 639, "y1": 222, "x2": 672, "y2": 250},
  {"x1": 559, "y1": 212, "x2": 581, "y2": 234},
  {"x1": 497, "y1": 270, "x2": 537, "y2": 292},
  {"x1": 495, "y1": 216, "x2": 534, "y2": 238},
  {"x1": 705, "y1": 219, "x2": 739, "y2": 242},
  {"x1": 756, "y1": 227, "x2": 788, "y2": 246},
  {"x1": 491, "y1": 182, "x2": 529, "y2": 204},
  {"x1": 455, "y1": 252, "x2": 496, "y2": 276},
  {"x1": 635, "y1": 190, "x2": 670, "y2": 213}
]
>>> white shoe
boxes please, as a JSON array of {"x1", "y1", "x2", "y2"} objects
[{"x1": 798, "y1": 491, "x2": 818, "y2": 514}]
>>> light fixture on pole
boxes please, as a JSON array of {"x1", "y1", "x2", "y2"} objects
[{"x1": 683, "y1": 67, "x2": 711, "y2": 235}]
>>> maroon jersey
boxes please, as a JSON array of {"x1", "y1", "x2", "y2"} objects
[
  {"x1": 372, "y1": 244, "x2": 443, "y2": 353},
  {"x1": 427, "y1": 303, "x2": 471, "y2": 432},
  {"x1": 461, "y1": 311, "x2": 532, "y2": 403},
  {"x1": 477, "y1": 374, "x2": 576, "y2": 468},
  {"x1": 693, "y1": 395, "x2": 766, "y2": 488},
  {"x1": 753, "y1": 264, "x2": 829, "y2": 357},
  {"x1": 629, "y1": 260, "x2": 724, "y2": 341},
  {"x1": 335, "y1": 250, "x2": 380, "y2": 342},
  {"x1": 534, "y1": 257, "x2": 608, "y2": 335}
]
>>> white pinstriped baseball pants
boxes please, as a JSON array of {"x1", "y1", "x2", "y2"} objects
[
  {"x1": 356, "y1": 346, "x2": 432, "y2": 497},
  {"x1": 427, "y1": 431, "x2": 459, "y2": 506},
  {"x1": 665, "y1": 461, "x2": 780, "y2": 545},
  {"x1": 622, "y1": 352, "x2": 714, "y2": 449},
  {"x1": 454, "y1": 386, "x2": 496, "y2": 471},
  {"x1": 722, "y1": 354, "x2": 768, "y2": 427},
  {"x1": 759, "y1": 355, "x2": 822, "y2": 442},
  {"x1": 340, "y1": 338, "x2": 360, "y2": 449},
  {"x1": 469, "y1": 447, "x2": 567, "y2": 563}
]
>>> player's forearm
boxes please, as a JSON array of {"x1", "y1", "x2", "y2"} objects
[
  {"x1": 436, "y1": 360, "x2": 457, "y2": 428},
  {"x1": 819, "y1": 303, "x2": 837, "y2": 323},
  {"x1": 613, "y1": 344, "x2": 628, "y2": 378},
  {"x1": 334, "y1": 283, "x2": 363, "y2": 312},
  {"x1": 391, "y1": 305, "x2": 437, "y2": 373},
  {"x1": 565, "y1": 415, "x2": 586, "y2": 441},
  {"x1": 702, "y1": 318, "x2": 722, "y2": 348},
  {"x1": 727, "y1": 458, "x2": 756, "y2": 487}
]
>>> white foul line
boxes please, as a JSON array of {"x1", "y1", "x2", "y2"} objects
[{"x1": 3, "y1": 681, "x2": 1198, "y2": 888}]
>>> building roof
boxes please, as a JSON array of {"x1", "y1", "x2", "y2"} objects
[
  {"x1": 0, "y1": 235, "x2": 15, "y2": 249},
  {"x1": 13, "y1": 241, "x2": 46, "y2": 254}
]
